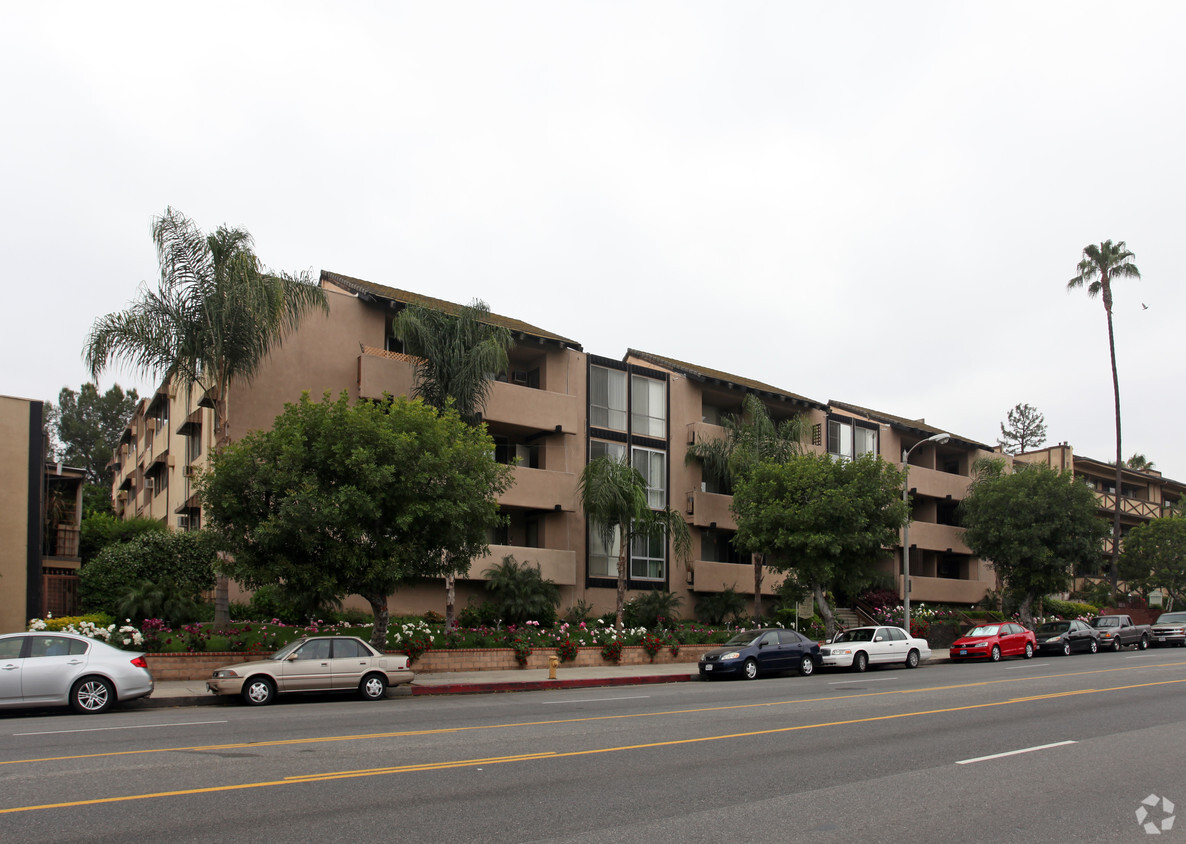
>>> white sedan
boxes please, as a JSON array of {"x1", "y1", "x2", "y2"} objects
[{"x1": 818, "y1": 625, "x2": 932, "y2": 672}]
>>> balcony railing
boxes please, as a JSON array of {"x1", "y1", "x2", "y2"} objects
[
  {"x1": 1094, "y1": 491, "x2": 1165, "y2": 520},
  {"x1": 463, "y1": 544, "x2": 577, "y2": 585},
  {"x1": 685, "y1": 490, "x2": 736, "y2": 530}
]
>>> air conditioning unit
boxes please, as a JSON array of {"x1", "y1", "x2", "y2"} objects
[
  {"x1": 511, "y1": 370, "x2": 529, "y2": 385},
  {"x1": 184, "y1": 465, "x2": 196, "y2": 478},
  {"x1": 146, "y1": 418, "x2": 158, "y2": 432},
  {"x1": 144, "y1": 478, "x2": 155, "y2": 492}
]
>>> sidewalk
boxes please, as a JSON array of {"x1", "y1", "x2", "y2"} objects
[{"x1": 128, "y1": 662, "x2": 701, "y2": 709}]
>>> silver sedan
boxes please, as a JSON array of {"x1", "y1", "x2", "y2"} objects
[{"x1": 0, "y1": 631, "x2": 155, "y2": 714}]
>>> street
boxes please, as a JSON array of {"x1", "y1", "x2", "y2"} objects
[{"x1": 3, "y1": 649, "x2": 1186, "y2": 843}]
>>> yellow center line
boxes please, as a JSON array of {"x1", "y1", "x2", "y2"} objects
[
  {"x1": 5, "y1": 660, "x2": 1185, "y2": 768},
  {"x1": 4, "y1": 675, "x2": 1184, "y2": 815}
]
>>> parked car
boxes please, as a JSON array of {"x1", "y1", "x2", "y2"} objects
[
  {"x1": 0, "y1": 631, "x2": 154, "y2": 714},
  {"x1": 1089, "y1": 614, "x2": 1151, "y2": 651},
  {"x1": 699, "y1": 628, "x2": 821, "y2": 680},
  {"x1": 1034, "y1": 619, "x2": 1100, "y2": 655},
  {"x1": 206, "y1": 636, "x2": 414, "y2": 705},
  {"x1": 1150, "y1": 612, "x2": 1186, "y2": 647},
  {"x1": 818, "y1": 625, "x2": 931, "y2": 672},
  {"x1": 949, "y1": 622, "x2": 1036, "y2": 662}
]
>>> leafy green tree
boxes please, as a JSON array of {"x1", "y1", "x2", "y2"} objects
[
  {"x1": 686, "y1": 394, "x2": 810, "y2": 620},
  {"x1": 960, "y1": 462, "x2": 1108, "y2": 626},
  {"x1": 482, "y1": 556, "x2": 560, "y2": 627},
  {"x1": 392, "y1": 299, "x2": 515, "y2": 627},
  {"x1": 1119, "y1": 516, "x2": 1186, "y2": 611},
  {"x1": 731, "y1": 452, "x2": 908, "y2": 639},
  {"x1": 84, "y1": 207, "x2": 328, "y2": 626},
  {"x1": 1067, "y1": 239, "x2": 1140, "y2": 595},
  {"x1": 79, "y1": 512, "x2": 168, "y2": 564},
  {"x1": 199, "y1": 392, "x2": 514, "y2": 648},
  {"x1": 45, "y1": 382, "x2": 140, "y2": 495},
  {"x1": 577, "y1": 456, "x2": 692, "y2": 631},
  {"x1": 997, "y1": 402, "x2": 1047, "y2": 455},
  {"x1": 80, "y1": 530, "x2": 218, "y2": 615}
]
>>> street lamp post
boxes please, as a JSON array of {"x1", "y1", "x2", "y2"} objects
[{"x1": 902, "y1": 432, "x2": 950, "y2": 636}]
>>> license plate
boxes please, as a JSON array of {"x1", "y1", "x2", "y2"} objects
[
  {"x1": 705, "y1": 664, "x2": 713, "y2": 671},
  {"x1": 1159, "y1": 637, "x2": 1166, "y2": 642},
  {"x1": 960, "y1": 649, "x2": 967, "y2": 655}
]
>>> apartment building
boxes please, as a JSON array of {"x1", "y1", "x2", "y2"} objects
[
  {"x1": 108, "y1": 271, "x2": 1008, "y2": 619},
  {"x1": 0, "y1": 395, "x2": 85, "y2": 632}
]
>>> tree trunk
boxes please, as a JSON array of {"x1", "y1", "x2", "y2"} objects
[
  {"x1": 1106, "y1": 301, "x2": 1123, "y2": 600},
  {"x1": 444, "y1": 574, "x2": 456, "y2": 629},
  {"x1": 813, "y1": 583, "x2": 836, "y2": 641},
  {"x1": 1018, "y1": 593, "x2": 1034, "y2": 629},
  {"x1": 365, "y1": 591, "x2": 391, "y2": 650},
  {"x1": 212, "y1": 390, "x2": 233, "y2": 630},
  {"x1": 752, "y1": 552, "x2": 763, "y2": 622},
  {"x1": 616, "y1": 539, "x2": 628, "y2": 632}
]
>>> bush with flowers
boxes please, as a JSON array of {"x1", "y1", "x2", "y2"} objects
[
  {"x1": 600, "y1": 638, "x2": 623, "y2": 664},
  {"x1": 555, "y1": 638, "x2": 579, "y2": 662}
]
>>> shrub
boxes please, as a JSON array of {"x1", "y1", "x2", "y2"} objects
[
  {"x1": 509, "y1": 637, "x2": 532, "y2": 666},
  {"x1": 640, "y1": 633, "x2": 664, "y2": 661},
  {"x1": 624, "y1": 591, "x2": 683, "y2": 629},
  {"x1": 29, "y1": 613, "x2": 114, "y2": 632},
  {"x1": 422, "y1": 610, "x2": 445, "y2": 625},
  {"x1": 483, "y1": 556, "x2": 560, "y2": 627},
  {"x1": 695, "y1": 588, "x2": 747, "y2": 625},
  {"x1": 80, "y1": 530, "x2": 217, "y2": 615},
  {"x1": 859, "y1": 587, "x2": 901, "y2": 609},
  {"x1": 458, "y1": 601, "x2": 501, "y2": 628},
  {"x1": 555, "y1": 638, "x2": 579, "y2": 662},
  {"x1": 79, "y1": 512, "x2": 167, "y2": 564},
  {"x1": 117, "y1": 580, "x2": 200, "y2": 626},
  {"x1": 1042, "y1": 597, "x2": 1098, "y2": 619},
  {"x1": 563, "y1": 599, "x2": 596, "y2": 625},
  {"x1": 600, "y1": 639, "x2": 623, "y2": 664}
]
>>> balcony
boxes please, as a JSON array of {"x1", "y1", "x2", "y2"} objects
[
  {"x1": 483, "y1": 380, "x2": 579, "y2": 434},
  {"x1": 463, "y1": 544, "x2": 577, "y2": 586},
  {"x1": 357, "y1": 348, "x2": 416, "y2": 400},
  {"x1": 686, "y1": 420, "x2": 725, "y2": 445},
  {"x1": 908, "y1": 574, "x2": 991, "y2": 604},
  {"x1": 500, "y1": 465, "x2": 576, "y2": 512},
  {"x1": 1094, "y1": 491, "x2": 1164, "y2": 520},
  {"x1": 906, "y1": 465, "x2": 971, "y2": 501},
  {"x1": 905, "y1": 522, "x2": 970, "y2": 555},
  {"x1": 685, "y1": 490, "x2": 736, "y2": 530},
  {"x1": 691, "y1": 560, "x2": 785, "y2": 595}
]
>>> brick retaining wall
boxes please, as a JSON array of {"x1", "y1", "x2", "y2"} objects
[{"x1": 146, "y1": 645, "x2": 717, "y2": 681}]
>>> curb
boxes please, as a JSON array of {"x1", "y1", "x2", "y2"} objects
[{"x1": 411, "y1": 673, "x2": 698, "y2": 696}]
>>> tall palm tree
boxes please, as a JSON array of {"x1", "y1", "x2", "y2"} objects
[
  {"x1": 1067, "y1": 239, "x2": 1140, "y2": 594},
  {"x1": 84, "y1": 207, "x2": 328, "y2": 625},
  {"x1": 1127, "y1": 453, "x2": 1155, "y2": 472},
  {"x1": 392, "y1": 300, "x2": 514, "y2": 626},
  {"x1": 577, "y1": 456, "x2": 692, "y2": 631},
  {"x1": 686, "y1": 394, "x2": 809, "y2": 620}
]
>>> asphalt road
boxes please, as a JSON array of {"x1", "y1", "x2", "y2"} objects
[{"x1": 3, "y1": 648, "x2": 1186, "y2": 843}]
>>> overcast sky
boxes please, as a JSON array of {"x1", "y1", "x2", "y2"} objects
[{"x1": 3, "y1": 3, "x2": 1183, "y2": 480}]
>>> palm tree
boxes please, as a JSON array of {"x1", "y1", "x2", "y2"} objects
[
  {"x1": 686, "y1": 394, "x2": 809, "y2": 620},
  {"x1": 84, "y1": 207, "x2": 328, "y2": 625},
  {"x1": 1127, "y1": 453, "x2": 1155, "y2": 472},
  {"x1": 1067, "y1": 239, "x2": 1140, "y2": 595},
  {"x1": 392, "y1": 299, "x2": 514, "y2": 627},
  {"x1": 577, "y1": 456, "x2": 691, "y2": 631}
]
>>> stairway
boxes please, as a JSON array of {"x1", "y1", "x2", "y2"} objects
[{"x1": 833, "y1": 607, "x2": 861, "y2": 629}]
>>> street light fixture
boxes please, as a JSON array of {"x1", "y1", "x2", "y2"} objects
[{"x1": 902, "y1": 431, "x2": 950, "y2": 636}]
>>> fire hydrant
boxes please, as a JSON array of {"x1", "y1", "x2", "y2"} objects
[{"x1": 548, "y1": 654, "x2": 559, "y2": 680}]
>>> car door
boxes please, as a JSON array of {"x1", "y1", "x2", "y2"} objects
[
  {"x1": 755, "y1": 631, "x2": 783, "y2": 672},
  {"x1": 777, "y1": 630, "x2": 806, "y2": 669},
  {"x1": 18, "y1": 635, "x2": 90, "y2": 703},
  {"x1": 280, "y1": 638, "x2": 334, "y2": 691},
  {"x1": 329, "y1": 638, "x2": 373, "y2": 690},
  {"x1": 1000, "y1": 624, "x2": 1023, "y2": 656},
  {"x1": 1070, "y1": 620, "x2": 1093, "y2": 651},
  {"x1": 868, "y1": 628, "x2": 898, "y2": 664},
  {"x1": 0, "y1": 636, "x2": 25, "y2": 705}
]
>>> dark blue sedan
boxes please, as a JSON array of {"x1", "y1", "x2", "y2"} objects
[{"x1": 698, "y1": 628, "x2": 821, "y2": 680}]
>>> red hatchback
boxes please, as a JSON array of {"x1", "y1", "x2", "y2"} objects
[{"x1": 949, "y1": 622, "x2": 1037, "y2": 662}]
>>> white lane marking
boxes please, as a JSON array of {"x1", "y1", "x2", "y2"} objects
[
  {"x1": 1004, "y1": 663, "x2": 1051, "y2": 669},
  {"x1": 541, "y1": 695, "x2": 651, "y2": 705},
  {"x1": 827, "y1": 677, "x2": 895, "y2": 684},
  {"x1": 15, "y1": 719, "x2": 228, "y2": 737},
  {"x1": 956, "y1": 740, "x2": 1077, "y2": 765}
]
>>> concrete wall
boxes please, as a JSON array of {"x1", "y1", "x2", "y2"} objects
[{"x1": 0, "y1": 396, "x2": 38, "y2": 633}]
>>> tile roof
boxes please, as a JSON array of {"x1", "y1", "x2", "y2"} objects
[
  {"x1": 627, "y1": 349, "x2": 825, "y2": 410},
  {"x1": 320, "y1": 270, "x2": 582, "y2": 349}
]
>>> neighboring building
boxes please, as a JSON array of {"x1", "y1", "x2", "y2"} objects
[
  {"x1": 0, "y1": 395, "x2": 85, "y2": 633},
  {"x1": 1014, "y1": 444, "x2": 1186, "y2": 574}
]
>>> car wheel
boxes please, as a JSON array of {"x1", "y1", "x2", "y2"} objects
[
  {"x1": 70, "y1": 676, "x2": 114, "y2": 714},
  {"x1": 1024, "y1": 642, "x2": 1034, "y2": 659},
  {"x1": 360, "y1": 673, "x2": 388, "y2": 700},
  {"x1": 852, "y1": 652, "x2": 868, "y2": 673},
  {"x1": 1112, "y1": 637, "x2": 1123, "y2": 652},
  {"x1": 905, "y1": 649, "x2": 920, "y2": 669},
  {"x1": 1139, "y1": 636, "x2": 1149, "y2": 650},
  {"x1": 1089, "y1": 639, "x2": 1099, "y2": 654},
  {"x1": 990, "y1": 645, "x2": 1001, "y2": 662},
  {"x1": 242, "y1": 676, "x2": 276, "y2": 706},
  {"x1": 798, "y1": 655, "x2": 815, "y2": 676},
  {"x1": 742, "y1": 659, "x2": 759, "y2": 680},
  {"x1": 1061, "y1": 641, "x2": 1072, "y2": 656}
]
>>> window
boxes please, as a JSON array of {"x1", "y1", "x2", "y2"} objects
[
  {"x1": 702, "y1": 529, "x2": 744, "y2": 564},
  {"x1": 630, "y1": 529, "x2": 666, "y2": 580},
  {"x1": 590, "y1": 440, "x2": 626, "y2": 463},
  {"x1": 331, "y1": 639, "x2": 367, "y2": 658},
  {"x1": 590, "y1": 365, "x2": 627, "y2": 431},
  {"x1": 589, "y1": 521, "x2": 620, "y2": 578},
  {"x1": 632, "y1": 447, "x2": 666, "y2": 509},
  {"x1": 631, "y1": 375, "x2": 666, "y2": 437},
  {"x1": 827, "y1": 418, "x2": 878, "y2": 460},
  {"x1": 296, "y1": 639, "x2": 332, "y2": 660}
]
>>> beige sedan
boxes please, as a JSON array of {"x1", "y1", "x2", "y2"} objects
[{"x1": 206, "y1": 635, "x2": 413, "y2": 705}]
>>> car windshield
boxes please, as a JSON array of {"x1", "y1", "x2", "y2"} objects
[
  {"x1": 1092, "y1": 617, "x2": 1118, "y2": 627},
  {"x1": 834, "y1": 629, "x2": 874, "y2": 643},
  {"x1": 966, "y1": 625, "x2": 1000, "y2": 637},
  {"x1": 1156, "y1": 613, "x2": 1186, "y2": 624},
  {"x1": 1037, "y1": 622, "x2": 1069, "y2": 634},
  {"x1": 724, "y1": 631, "x2": 763, "y2": 646},
  {"x1": 269, "y1": 640, "x2": 307, "y2": 660}
]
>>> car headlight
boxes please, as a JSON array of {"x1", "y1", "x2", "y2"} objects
[
  {"x1": 719, "y1": 651, "x2": 741, "y2": 661},
  {"x1": 1045, "y1": 637, "x2": 1062, "y2": 644},
  {"x1": 828, "y1": 648, "x2": 852, "y2": 656},
  {"x1": 211, "y1": 669, "x2": 239, "y2": 679}
]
